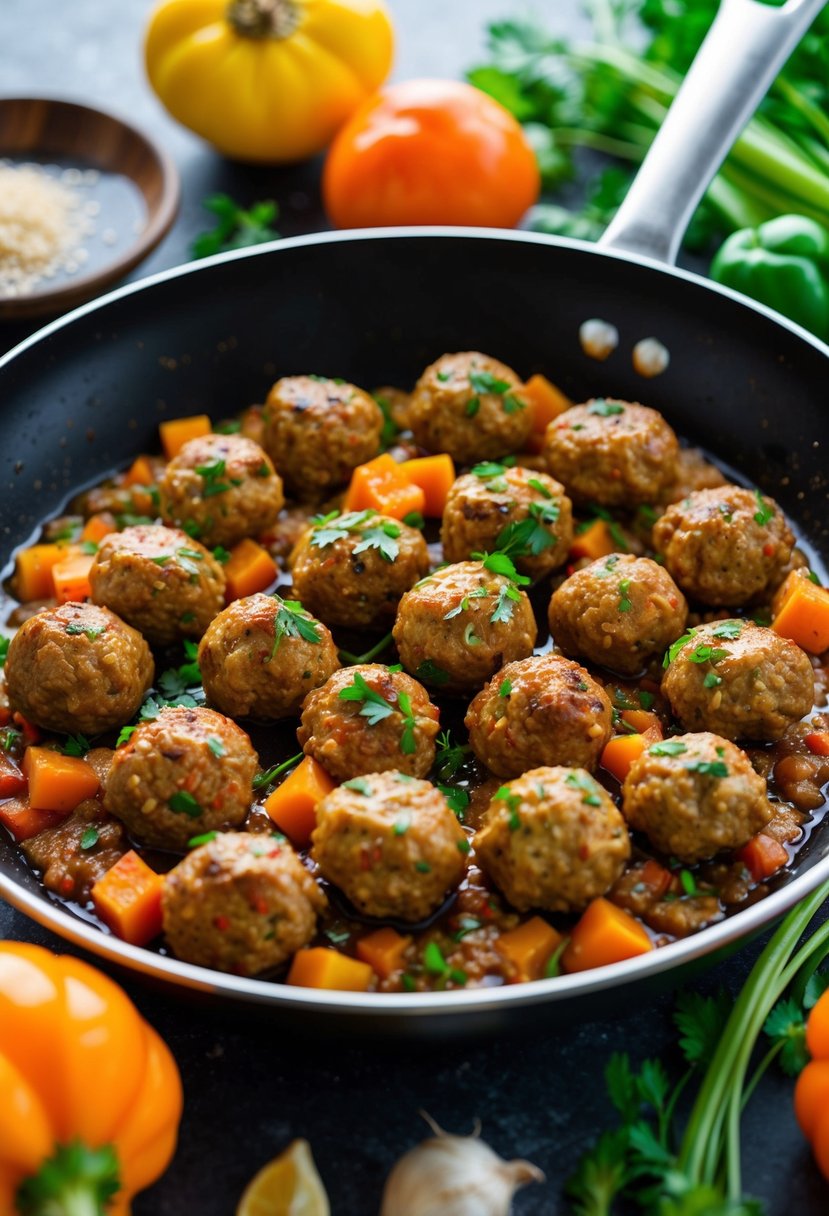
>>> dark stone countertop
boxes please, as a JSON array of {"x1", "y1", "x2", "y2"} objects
[{"x1": 1, "y1": 1, "x2": 827, "y2": 1212}]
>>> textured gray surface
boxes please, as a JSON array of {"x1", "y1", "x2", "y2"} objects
[{"x1": 0, "y1": 2, "x2": 826, "y2": 1213}]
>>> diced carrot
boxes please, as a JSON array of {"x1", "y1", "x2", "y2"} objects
[
  {"x1": 287, "y1": 947, "x2": 373, "y2": 992},
  {"x1": 22, "y1": 748, "x2": 100, "y2": 813},
  {"x1": 523, "y1": 373, "x2": 572, "y2": 434},
  {"x1": 806, "y1": 732, "x2": 829, "y2": 756},
  {"x1": 81, "y1": 513, "x2": 116, "y2": 545},
  {"x1": 342, "y1": 453, "x2": 426, "y2": 521},
  {"x1": 561, "y1": 898, "x2": 653, "y2": 973},
  {"x1": 639, "y1": 859, "x2": 673, "y2": 900},
  {"x1": 621, "y1": 709, "x2": 661, "y2": 735},
  {"x1": 224, "y1": 538, "x2": 277, "y2": 602},
  {"x1": 0, "y1": 798, "x2": 62, "y2": 843},
  {"x1": 0, "y1": 754, "x2": 26, "y2": 800},
  {"x1": 123, "y1": 455, "x2": 155, "y2": 487},
  {"x1": 51, "y1": 551, "x2": 95, "y2": 604},
  {"x1": 496, "y1": 916, "x2": 563, "y2": 982},
  {"x1": 159, "y1": 414, "x2": 212, "y2": 460},
  {"x1": 91, "y1": 851, "x2": 164, "y2": 946},
  {"x1": 14, "y1": 544, "x2": 68, "y2": 602},
  {"x1": 600, "y1": 733, "x2": 649, "y2": 783},
  {"x1": 772, "y1": 577, "x2": 829, "y2": 654},
  {"x1": 263, "y1": 756, "x2": 335, "y2": 847},
  {"x1": 735, "y1": 833, "x2": 789, "y2": 883},
  {"x1": 356, "y1": 927, "x2": 412, "y2": 979},
  {"x1": 399, "y1": 454, "x2": 457, "y2": 517},
  {"x1": 569, "y1": 519, "x2": 616, "y2": 562}
]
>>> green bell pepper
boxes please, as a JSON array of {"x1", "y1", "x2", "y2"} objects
[{"x1": 710, "y1": 214, "x2": 829, "y2": 341}]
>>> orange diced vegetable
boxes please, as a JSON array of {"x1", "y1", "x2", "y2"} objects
[
  {"x1": 51, "y1": 551, "x2": 95, "y2": 604},
  {"x1": 264, "y1": 756, "x2": 335, "y2": 847},
  {"x1": 0, "y1": 797, "x2": 62, "y2": 843},
  {"x1": 806, "y1": 988, "x2": 829, "y2": 1060},
  {"x1": 600, "y1": 733, "x2": 649, "y2": 783},
  {"x1": 342, "y1": 453, "x2": 426, "y2": 520},
  {"x1": 806, "y1": 732, "x2": 829, "y2": 756},
  {"x1": 81, "y1": 513, "x2": 116, "y2": 544},
  {"x1": 123, "y1": 455, "x2": 155, "y2": 487},
  {"x1": 224, "y1": 538, "x2": 277, "y2": 602},
  {"x1": 23, "y1": 748, "x2": 100, "y2": 813},
  {"x1": 639, "y1": 859, "x2": 673, "y2": 900},
  {"x1": 524, "y1": 373, "x2": 572, "y2": 433},
  {"x1": 569, "y1": 519, "x2": 617, "y2": 562},
  {"x1": 795, "y1": 1059, "x2": 829, "y2": 1139},
  {"x1": 735, "y1": 832, "x2": 789, "y2": 883},
  {"x1": 159, "y1": 414, "x2": 212, "y2": 460},
  {"x1": 287, "y1": 947, "x2": 373, "y2": 992},
  {"x1": 772, "y1": 577, "x2": 829, "y2": 654},
  {"x1": 561, "y1": 897, "x2": 653, "y2": 973},
  {"x1": 356, "y1": 927, "x2": 412, "y2": 979},
  {"x1": 496, "y1": 916, "x2": 563, "y2": 982},
  {"x1": 14, "y1": 544, "x2": 68, "y2": 602},
  {"x1": 621, "y1": 709, "x2": 661, "y2": 735},
  {"x1": 0, "y1": 754, "x2": 25, "y2": 800},
  {"x1": 91, "y1": 851, "x2": 164, "y2": 946},
  {"x1": 399, "y1": 453, "x2": 457, "y2": 517}
]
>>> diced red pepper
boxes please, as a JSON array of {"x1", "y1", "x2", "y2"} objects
[
  {"x1": 735, "y1": 833, "x2": 789, "y2": 883},
  {"x1": 805, "y1": 732, "x2": 829, "y2": 757}
]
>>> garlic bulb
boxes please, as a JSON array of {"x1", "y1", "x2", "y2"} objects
[{"x1": 380, "y1": 1114, "x2": 544, "y2": 1216}]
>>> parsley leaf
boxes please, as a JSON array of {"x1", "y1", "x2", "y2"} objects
[
  {"x1": 339, "y1": 671, "x2": 417, "y2": 753},
  {"x1": 490, "y1": 581, "x2": 522, "y2": 624},
  {"x1": 618, "y1": 578, "x2": 632, "y2": 613},
  {"x1": 495, "y1": 784, "x2": 522, "y2": 830},
  {"x1": 587, "y1": 398, "x2": 625, "y2": 416},
  {"x1": 435, "y1": 730, "x2": 467, "y2": 779},
  {"x1": 191, "y1": 193, "x2": 280, "y2": 259},
  {"x1": 0, "y1": 636, "x2": 8, "y2": 668},
  {"x1": 712, "y1": 620, "x2": 743, "y2": 640},
  {"x1": 685, "y1": 759, "x2": 729, "y2": 778},
  {"x1": 62, "y1": 733, "x2": 91, "y2": 758},
  {"x1": 270, "y1": 597, "x2": 321, "y2": 659},
  {"x1": 565, "y1": 770, "x2": 603, "y2": 806},
  {"x1": 688, "y1": 645, "x2": 729, "y2": 665},
  {"x1": 343, "y1": 777, "x2": 372, "y2": 795},
  {"x1": 416, "y1": 659, "x2": 450, "y2": 687},
  {"x1": 80, "y1": 827, "x2": 99, "y2": 850},
  {"x1": 439, "y1": 784, "x2": 470, "y2": 820},
  {"x1": 664, "y1": 629, "x2": 697, "y2": 668},
  {"x1": 195, "y1": 459, "x2": 231, "y2": 497},
  {"x1": 352, "y1": 520, "x2": 401, "y2": 563},
  {"x1": 763, "y1": 997, "x2": 809, "y2": 1076},
  {"x1": 753, "y1": 490, "x2": 774, "y2": 526},
  {"x1": 169, "y1": 791, "x2": 202, "y2": 817},
  {"x1": 649, "y1": 740, "x2": 688, "y2": 756}
]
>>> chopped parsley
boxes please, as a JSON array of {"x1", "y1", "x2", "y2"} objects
[
  {"x1": 311, "y1": 509, "x2": 401, "y2": 562},
  {"x1": 663, "y1": 630, "x2": 697, "y2": 668},
  {"x1": 688, "y1": 645, "x2": 729, "y2": 665},
  {"x1": 587, "y1": 398, "x2": 624, "y2": 416},
  {"x1": 679, "y1": 869, "x2": 698, "y2": 896},
  {"x1": 465, "y1": 397, "x2": 480, "y2": 417},
  {"x1": 436, "y1": 370, "x2": 453, "y2": 382},
  {"x1": 65, "y1": 623, "x2": 105, "y2": 641},
  {"x1": 0, "y1": 636, "x2": 8, "y2": 668},
  {"x1": 252, "y1": 751, "x2": 303, "y2": 791},
  {"x1": 467, "y1": 369, "x2": 525, "y2": 415},
  {"x1": 499, "y1": 678, "x2": 512, "y2": 698},
  {"x1": 373, "y1": 393, "x2": 400, "y2": 449},
  {"x1": 618, "y1": 578, "x2": 632, "y2": 613},
  {"x1": 703, "y1": 671, "x2": 722, "y2": 689},
  {"x1": 207, "y1": 735, "x2": 226, "y2": 758},
  {"x1": 188, "y1": 830, "x2": 219, "y2": 847},
  {"x1": 79, "y1": 827, "x2": 99, "y2": 850},
  {"x1": 62, "y1": 733, "x2": 91, "y2": 758},
  {"x1": 212, "y1": 545, "x2": 231, "y2": 565},
  {"x1": 338, "y1": 671, "x2": 417, "y2": 754},
  {"x1": 168, "y1": 791, "x2": 202, "y2": 817},
  {"x1": 195, "y1": 458, "x2": 232, "y2": 497},
  {"x1": 711, "y1": 620, "x2": 743, "y2": 640},
  {"x1": 527, "y1": 477, "x2": 552, "y2": 499},
  {"x1": 565, "y1": 771, "x2": 602, "y2": 807},
  {"x1": 403, "y1": 511, "x2": 425, "y2": 530},
  {"x1": 435, "y1": 730, "x2": 466, "y2": 779},
  {"x1": 490, "y1": 581, "x2": 523, "y2": 624},
  {"x1": 394, "y1": 814, "x2": 410, "y2": 836},
  {"x1": 495, "y1": 785, "x2": 522, "y2": 830},
  {"x1": 415, "y1": 860, "x2": 432, "y2": 873},
  {"x1": 686, "y1": 759, "x2": 729, "y2": 778},
  {"x1": 343, "y1": 777, "x2": 372, "y2": 796},
  {"x1": 649, "y1": 740, "x2": 688, "y2": 757},
  {"x1": 157, "y1": 640, "x2": 202, "y2": 701},
  {"x1": 471, "y1": 460, "x2": 512, "y2": 492},
  {"x1": 269, "y1": 597, "x2": 321, "y2": 659},
  {"x1": 753, "y1": 490, "x2": 774, "y2": 526},
  {"x1": 439, "y1": 784, "x2": 470, "y2": 820}
]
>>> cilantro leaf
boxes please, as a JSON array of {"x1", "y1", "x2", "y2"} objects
[
  {"x1": 339, "y1": 671, "x2": 417, "y2": 753},
  {"x1": 763, "y1": 997, "x2": 809, "y2": 1076},
  {"x1": 674, "y1": 990, "x2": 733, "y2": 1067},
  {"x1": 352, "y1": 520, "x2": 401, "y2": 563},
  {"x1": 435, "y1": 730, "x2": 467, "y2": 779},
  {"x1": 664, "y1": 630, "x2": 697, "y2": 668},
  {"x1": 62, "y1": 733, "x2": 91, "y2": 758},
  {"x1": 270, "y1": 597, "x2": 321, "y2": 659}
]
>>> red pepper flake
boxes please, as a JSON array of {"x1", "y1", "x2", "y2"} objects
[
  {"x1": 252, "y1": 896, "x2": 268, "y2": 915},
  {"x1": 60, "y1": 875, "x2": 75, "y2": 896},
  {"x1": 359, "y1": 848, "x2": 372, "y2": 871},
  {"x1": 268, "y1": 847, "x2": 281, "y2": 858},
  {"x1": 213, "y1": 915, "x2": 230, "y2": 931},
  {"x1": 763, "y1": 543, "x2": 775, "y2": 557}
]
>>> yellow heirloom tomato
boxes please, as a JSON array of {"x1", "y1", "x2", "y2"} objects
[{"x1": 145, "y1": 0, "x2": 395, "y2": 163}]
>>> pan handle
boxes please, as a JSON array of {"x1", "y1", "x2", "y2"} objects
[{"x1": 599, "y1": 0, "x2": 827, "y2": 265}]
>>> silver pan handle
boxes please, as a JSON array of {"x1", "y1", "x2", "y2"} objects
[{"x1": 600, "y1": 0, "x2": 827, "y2": 264}]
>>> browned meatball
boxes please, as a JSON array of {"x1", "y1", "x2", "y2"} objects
[
  {"x1": 465, "y1": 653, "x2": 612, "y2": 778},
  {"x1": 290, "y1": 510, "x2": 430, "y2": 630},
  {"x1": 311, "y1": 771, "x2": 467, "y2": 922},
  {"x1": 662, "y1": 618, "x2": 814, "y2": 741},
  {"x1": 198, "y1": 593, "x2": 340, "y2": 721},
  {"x1": 474, "y1": 766, "x2": 630, "y2": 912},
  {"x1": 298, "y1": 664, "x2": 440, "y2": 782},
  {"x1": 4, "y1": 602, "x2": 153, "y2": 735},
  {"x1": 408, "y1": 352, "x2": 533, "y2": 464},
  {"x1": 162, "y1": 832, "x2": 324, "y2": 976},
  {"x1": 158, "y1": 432, "x2": 284, "y2": 548},
  {"x1": 543, "y1": 399, "x2": 679, "y2": 506},
  {"x1": 90, "y1": 524, "x2": 226, "y2": 645},
  {"x1": 104, "y1": 706, "x2": 258, "y2": 849},
  {"x1": 653, "y1": 485, "x2": 794, "y2": 606},
  {"x1": 622, "y1": 731, "x2": 772, "y2": 862},
  {"x1": 548, "y1": 554, "x2": 688, "y2": 676},
  {"x1": 262, "y1": 375, "x2": 383, "y2": 500},
  {"x1": 393, "y1": 561, "x2": 536, "y2": 694},
  {"x1": 441, "y1": 464, "x2": 573, "y2": 581}
]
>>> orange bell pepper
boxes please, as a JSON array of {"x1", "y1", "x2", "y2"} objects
[
  {"x1": 122, "y1": 455, "x2": 155, "y2": 488},
  {"x1": 287, "y1": 947, "x2": 373, "y2": 992},
  {"x1": 224, "y1": 538, "x2": 277, "y2": 602},
  {"x1": 342, "y1": 453, "x2": 426, "y2": 520},
  {"x1": 601, "y1": 734, "x2": 649, "y2": 783},
  {"x1": 497, "y1": 916, "x2": 563, "y2": 982},
  {"x1": 51, "y1": 551, "x2": 95, "y2": 604},
  {"x1": 264, "y1": 756, "x2": 335, "y2": 847},
  {"x1": 23, "y1": 748, "x2": 100, "y2": 813},
  {"x1": 398, "y1": 453, "x2": 456, "y2": 516},
  {"x1": 356, "y1": 927, "x2": 412, "y2": 979},
  {"x1": 562, "y1": 898, "x2": 653, "y2": 972},
  {"x1": 522, "y1": 373, "x2": 572, "y2": 451},
  {"x1": 14, "y1": 544, "x2": 68, "y2": 602},
  {"x1": 159, "y1": 414, "x2": 212, "y2": 460},
  {"x1": 92, "y1": 851, "x2": 165, "y2": 947},
  {"x1": 0, "y1": 942, "x2": 182, "y2": 1215},
  {"x1": 569, "y1": 519, "x2": 617, "y2": 562},
  {"x1": 772, "y1": 576, "x2": 829, "y2": 654},
  {"x1": 81, "y1": 513, "x2": 117, "y2": 545}
]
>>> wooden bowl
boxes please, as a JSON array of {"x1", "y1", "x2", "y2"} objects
[{"x1": 0, "y1": 97, "x2": 179, "y2": 320}]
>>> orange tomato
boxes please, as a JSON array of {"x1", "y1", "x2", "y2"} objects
[
  {"x1": 322, "y1": 78, "x2": 540, "y2": 229},
  {"x1": 806, "y1": 987, "x2": 829, "y2": 1059}
]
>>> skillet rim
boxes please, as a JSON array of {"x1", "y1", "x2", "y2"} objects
[{"x1": 1, "y1": 225, "x2": 828, "y2": 1016}]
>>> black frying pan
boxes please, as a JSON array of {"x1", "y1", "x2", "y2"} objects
[{"x1": 1, "y1": 0, "x2": 828, "y2": 1033}]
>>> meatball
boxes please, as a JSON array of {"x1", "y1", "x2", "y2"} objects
[
  {"x1": 543, "y1": 399, "x2": 679, "y2": 506},
  {"x1": 262, "y1": 375, "x2": 383, "y2": 500},
  {"x1": 5, "y1": 602, "x2": 154, "y2": 735},
  {"x1": 465, "y1": 653, "x2": 612, "y2": 778},
  {"x1": 162, "y1": 832, "x2": 324, "y2": 976},
  {"x1": 653, "y1": 485, "x2": 794, "y2": 606},
  {"x1": 104, "y1": 706, "x2": 258, "y2": 850},
  {"x1": 90, "y1": 524, "x2": 226, "y2": 645},
  {"x1": 474, "y1": 766, "x2": 630, "y2": 912},
  {"x1": 548, "y1": 554, "x2": 688, "y2": 676},
  {"x1": 158, "y1": 432, "x2": 285, "y2": 548},
  {"x1": 408, "y1": 352, "x2": 533, "y2": 464},
  {"x1": 290, "y1": 510, "x2": 430, "y2": 630},
  {"x1": 393, "y1": 561, "x2": 537, "y2": 694},
  {"x1": 311, "y1": 770, "x2": 467, "y2": 922},
  {"x1": 298, "y1": 664, "x2": 440, "y2": 782},
  {"x1": 662, "y1": 618, "x2": 814, "y2": 741},
  {"x1": 441, "y1": 464, "x2": 573, "y2": 580},
  {"x1": 622, "y1": 731, "x2": 773, "y2": 863},
  {"x1": 198, "y1": 593, "x2": 340, "y2": 721}
]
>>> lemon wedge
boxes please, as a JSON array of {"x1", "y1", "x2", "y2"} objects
[{"x1": 237, "y1": 1139, "x2": 330, "y2": 1216}]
